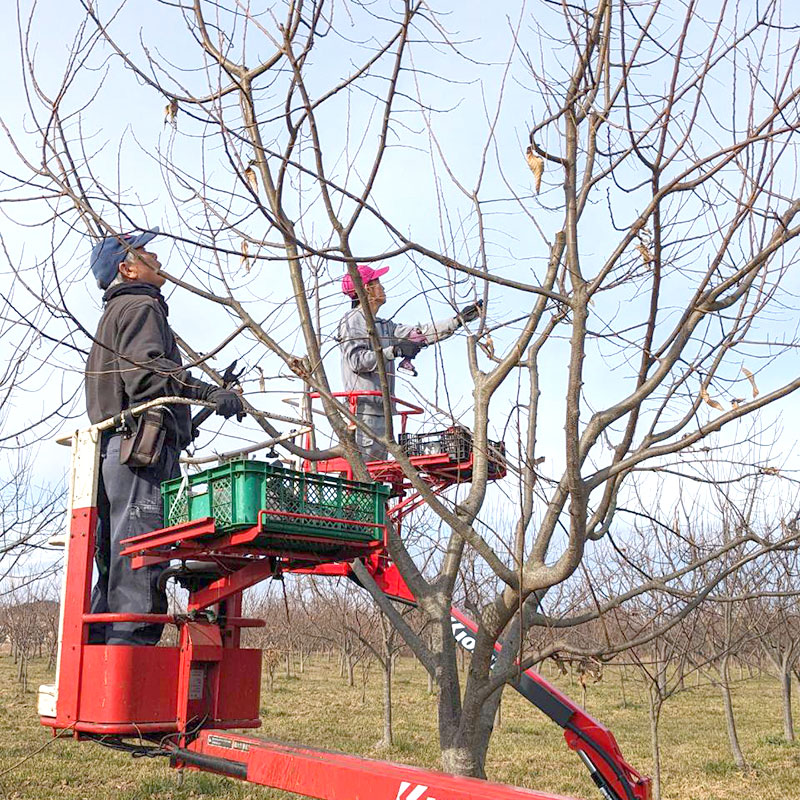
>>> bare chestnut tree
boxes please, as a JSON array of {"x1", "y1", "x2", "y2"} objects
[
  {"x1": 0, "y1": 578, "x2": 59, "y2": 693},
  {"x1": 0, "y1": 451, "x2": 64, "y2": 590},
  {"x1": 2, "y1": 0, "x2": 800, "y2": 780},
  {"x1": 0, "y1": 262, "x2": 70, "y2": 587},
  {"x1": 752, "y1": 549, "x2": 800, "y2": 743}
]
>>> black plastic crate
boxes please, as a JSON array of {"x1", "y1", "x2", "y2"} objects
[
  {"x1": 398, "y1": 426, "x2": 471, "y2": 461},
  {"x1": 399, "y1": 426, "x2": 505, "y2": 475}
]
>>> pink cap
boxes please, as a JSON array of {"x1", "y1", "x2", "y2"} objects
[{"x1": 341, "y1": 263, "x2": 390, "y2": 297}]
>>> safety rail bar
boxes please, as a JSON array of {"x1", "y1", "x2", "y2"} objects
[
  {"x1": 258, "y1": 508, "x2": 387, "y2": 530},
  {"x1": 305, "y1": 390, "x2": 424, "y2": 436},
  {"x1": 82, "y1": 613, "x2": 265, "y2": 628}
]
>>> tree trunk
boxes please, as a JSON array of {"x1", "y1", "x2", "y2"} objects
[
  {"x1": 465, "y1": 681, "x2": 503, "y2": 778},
  {"x1": 719, "y1": 658, "x2": 747, "y2": 769},
  {"x1": 441, "y1": 666, "x2": 502, "y2": 778},
  {"x1": 382, "y1": 655, "x2": 393, "y2": 747},
  {"x1": 647, "y1": 694, "x2": 662, "y2": 800},
  {"x1": 440, "y1": 745, "x2": 482, "y2": 778},
  {"x1": 437, "y1": 624, "x2": 481, "y2": 777},
  {"x1": 781, "y1": 667, "x2": 795, "y2": 742},
  {"x1": 360, "y1": 663, "x2": 368, "y2": 704}
]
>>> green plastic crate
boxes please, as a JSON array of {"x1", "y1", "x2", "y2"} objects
[{"x1": 161, "y1": 459, "x2": 390, "y2": 543}]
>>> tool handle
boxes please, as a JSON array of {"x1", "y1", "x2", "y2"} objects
[{"x1": 191, "y1": 360, "x2": 242, "y2": 437}]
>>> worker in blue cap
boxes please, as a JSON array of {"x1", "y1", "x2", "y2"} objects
[{"x1": 85, "y1": 228, "x2": 243, "y2": 645}]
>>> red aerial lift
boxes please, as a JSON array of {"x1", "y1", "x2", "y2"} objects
[{"x1": 38, "y1": 394, "x2": 651, "y2": 800}]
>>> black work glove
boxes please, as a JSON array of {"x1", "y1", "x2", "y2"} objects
[
  {"x1": 209, "y1": 388, "x2": 245, "y2": 420},
  {"x1": 457, "y1": 299, "x2": 483, "y2": 326},
  {"x1": 393, "y1": 340, "x2": 423, "y2": 359}
]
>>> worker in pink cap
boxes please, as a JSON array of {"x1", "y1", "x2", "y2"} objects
[{"x1": 337, "y1": 263, "x2": 482, "y2": 461}]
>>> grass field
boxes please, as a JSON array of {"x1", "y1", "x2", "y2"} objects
[{"x1": 1, "y1": 654, "x2": 799, "y2": 800}]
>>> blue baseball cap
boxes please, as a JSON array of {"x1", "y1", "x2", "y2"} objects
[{"x1": 90, "y1": 227, "x2": 160, "y2": 289}]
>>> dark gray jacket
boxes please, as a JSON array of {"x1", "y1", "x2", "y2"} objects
[{"x1": 85, "y1": 283, "x2": 214, "y2": 446}]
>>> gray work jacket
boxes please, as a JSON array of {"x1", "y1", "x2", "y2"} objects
[{"x1": 337, "y1": 305, "x2": 459, "y2": 415}]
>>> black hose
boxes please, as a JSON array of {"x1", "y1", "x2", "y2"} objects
[
  {"x1": 511, "y1": 670, "x2": 635, "y2": 800},
  {"x1": 565, "y1": 721, "x2": 636, "y2": 800},
  {"x1": 169, "y1": 746, "x2": 248, "y2": 779}
]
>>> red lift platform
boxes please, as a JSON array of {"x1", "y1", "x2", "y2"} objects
[{"x1": 39, "y1": 396, "x2": 650, "y2": 800}]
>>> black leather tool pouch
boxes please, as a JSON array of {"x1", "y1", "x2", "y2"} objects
[{"x1": 119, "y1": 408, "x2": 166, "y2": 467}]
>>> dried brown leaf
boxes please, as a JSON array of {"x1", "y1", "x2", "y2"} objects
[
  {"x1": 479, "y1": 332, "x2": 495, "y2": 359},
  {"x1": 635, "y1": 242, "x2": 653, "y2": 265},
  {"x1": 164, "y1": 99, "x2": 178, "y2": 126},
  {"x1": 525, "y1": 146, "x2": 544, "y2": 194},
  {"x1": 240, "y1": 239, "x2": 250, "y2": 272},
  {"x1": 742, "y1": 366, "x2": 759, "y2": 397},
  {"x1": 257, "y1": 366, "x2": 265, "y2": 393},
  {"x1": 700, "y1": 387, "x2": 723, "y2": 411},
  {"x1": 244, "y1": 166, "x2": 258, "y2": 194}
]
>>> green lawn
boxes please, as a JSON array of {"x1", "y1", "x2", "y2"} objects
[{"x1": 1, "y1": 655, "x2": 799, "y2": 800}]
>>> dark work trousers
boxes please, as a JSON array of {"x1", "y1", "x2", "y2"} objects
[{"x1": 89, "y1": 433, "x2": 180, "y2": 645}]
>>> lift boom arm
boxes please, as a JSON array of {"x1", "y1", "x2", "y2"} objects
[{"x1": 343, "y1": 559, "x2": 651, "y2": 800}]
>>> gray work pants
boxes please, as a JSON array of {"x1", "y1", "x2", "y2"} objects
[
  {"x1": 89, "y1": 433, "x2": 179, "y2": 645},
  {"x1": 356, "y1": 411, "x2": 389, "y2": 461}
]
